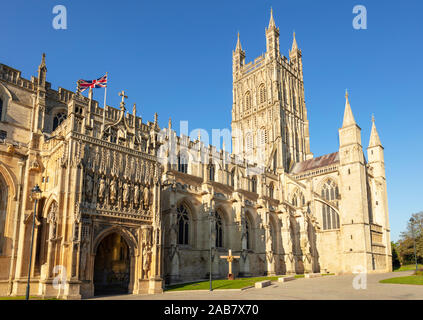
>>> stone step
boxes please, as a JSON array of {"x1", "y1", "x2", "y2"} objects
[
  {"x1": 305, "y1": 273, "x2": 322, "y2": 279},
  {"x1": 255, "y1": 280, "x2": 271, "y2": 288},
  {"x1": 278, "y1": 276, "x2": 295, "y2": 283}
]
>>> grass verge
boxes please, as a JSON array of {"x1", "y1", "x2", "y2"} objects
[
  {"x1": 393, "y1": 264, "x2": 423, "y2": 272},
  {"x1": 165, "y1": 276, "x2": 280, "y2": 291},
  {"x1": 379, "y1": 275, "x2": 423, "y2": 286}
]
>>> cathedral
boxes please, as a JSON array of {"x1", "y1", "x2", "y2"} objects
[{"x1": 0, "y1": 10, "x2": 391, "y2": 299}]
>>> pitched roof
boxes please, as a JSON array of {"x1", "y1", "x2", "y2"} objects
[{"x1": 290, "y1": 152, "x2": 339, "y2": 175}]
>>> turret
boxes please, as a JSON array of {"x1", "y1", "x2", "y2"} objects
[
  {"x1": 366, "y1": 115, "x2": 391, "y2": 271},
  {"x1": 32, "y1": 53, "x2": 48, "y2": 134},
  {"x1": 367, "y1": 115, "x2": 384, "y2": 177},
  {"x1": 232, "y1": 32, "x2": 245, "y2": 77},
  {"x1": 338, "y1": 91, "x2": 373, "y2": 272},
  {"x1": 265, "y1": 8, "x2": 280, "y2": 60},
  {"x1": 289, "y1": 32, "x2": 303, "y2": 77}
]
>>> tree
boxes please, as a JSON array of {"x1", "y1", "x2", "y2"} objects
[
  {"x1": 397, "y1": 211, "x2": 423, "y2": 265},
  {"x1": 391, "y1": 241, "x2": 401, "y2": 270}
]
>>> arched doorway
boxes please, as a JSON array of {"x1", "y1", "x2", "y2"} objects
[{"x1": 93, "y1": 233, "x2": 130, "y2": 296}]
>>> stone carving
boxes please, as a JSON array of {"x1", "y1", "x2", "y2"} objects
[
  {"x1": 98, "y1": 177, "x2": 105, "y2": 202},
  {"x1": 143, "y1": 184, "x2": 150, "y2": 210},
  {"x1": 80, "y1": 240, "x2": 89, "y2": 280},
  {"x1": 47, "y1": 202, "x2": 58, "y2": 240},
  {"x1": 134, "y1": 184, "x2": 140, "y2": 206},
  {"x1": 142, "y1": 243, "x2": 152, "y2": 279},
  {"x1": 110, "y1": 179, "x2": 117, "y2": 204},
  {"x1": 85, "y1": 174, "x2": 93, "y2": 201},
  {"x1": 123, "y1": 182, "x2": 130, "y2": 206}
]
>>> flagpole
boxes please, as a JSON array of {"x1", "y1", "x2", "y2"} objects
[{"x1": 102, "y1": 72, "x2": 108, "y2": 131}]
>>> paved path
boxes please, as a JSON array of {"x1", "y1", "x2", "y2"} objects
[{"x1": 89, "y1": 271, "x2": 423, "y2": 300}]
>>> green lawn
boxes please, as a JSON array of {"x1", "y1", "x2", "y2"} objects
[
  {"x1": 165, "y1": 276, "x2": 281, "y2": 291},
  {"x1": 380, "y1": 275, "x2": 423, "y2": 286},
  {"x1": 393, "y1": 264, "x2": 423, "y2": 272}
]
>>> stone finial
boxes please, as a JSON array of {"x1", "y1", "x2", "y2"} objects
[
  {"x1": 268, "y1": 7, "x2": 276, "y2": 29},
  {"x1": 168, "y1": 117, "x2": 172, "y2": 130},
  {"x1": 342, "y1": 89, "x2": 356, "y2": 127},
  {"x1": 369, "y1": 115, "x2": 382, "y2": 148},
  {"x1": 292, "y1": 31, "x2": 298, "y2": 51},
  {"x1": 118, "y1": 90, "x2": 128, "y2": 111},
  {"x1": 235, "y1": 32, "x2": 242, "y2": 52},
  {"x1": 154, "y1": 112, "x2": 158, "y2": 125}
]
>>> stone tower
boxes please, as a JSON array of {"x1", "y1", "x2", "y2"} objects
[
  {"x1": 367, "y1": 116, "x2": 392, "y2": 270},
  {"x1": 338, "y1": 92, "x2": 373, "y2": 272},
  {"x1": 231, "y1": 9, "x2": 313, "y2": 173}
]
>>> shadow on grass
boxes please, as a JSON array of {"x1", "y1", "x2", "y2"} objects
[{"x1": 165, "y1": 276, "x2": 280, "y2": 291}]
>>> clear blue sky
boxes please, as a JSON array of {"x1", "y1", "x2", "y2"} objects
[{"x1": 1, "y1": 0, "x2": 422, "y2": 242}]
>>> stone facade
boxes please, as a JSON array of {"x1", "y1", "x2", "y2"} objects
[{"x1": 0, "y1": 10, "x2": 391, "y2": 299}]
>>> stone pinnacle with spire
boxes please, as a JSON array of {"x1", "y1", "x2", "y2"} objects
[
  {"x1": 342, "y1": 90, "x2": 357, "y2": 127},
  {"x1": 268, "y1": 7, "x2": 276, "y2": 29},
  {"x1": 368, "y1": 115, "x2": 382, "y2": 147},
  {"x1": 292, "y1": 31, "x2": 298, "y2": 51},
  {"x1": 235, "y1": 32, "x2": 242, "y2": 52}
]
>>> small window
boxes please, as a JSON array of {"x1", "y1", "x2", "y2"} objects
[
  {"x1": 209, "y1": 164, "x2": 215, "y2": 182},
  {"x1": 251, "y1": 176, "x2": 257, "y2": 193},
  {"x1": 259, "y1": 84, "x2": 266, "y2": 104},
  {"x1": 178, "y1": 153, "x2": 188, "y2": 174},
  {"x1": 215, "y1": 211, "x2": 223, "y2": 248},
  {"x1": 245, "y1": 91, "x2": 252, "y2": 110},
  {"x1": 53, "y1": 111, "x2": 67, "y2": 131},
  {"x1": 245, "y1": 218, "x2": 250, "y2": 250}
]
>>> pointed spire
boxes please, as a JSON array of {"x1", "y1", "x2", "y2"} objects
[
  {"x1": 168, "y1": 117, "x2": 172, "y2": 130},
  {"x1": 342, "y1": 90, "x2": 356, "y2": 127},
  {"x1": 39, "y1": 53, "x2": 47, "y2": 70},
  {"x1": 292, "y1": 31, "x2": 298, "y2": 51},
  {"x1": 268, "y1": 7, "x2": 276, "y2": 29},
  {"x1": 368, "y1": 115, "x2": 382, "y2": 147},
  {"x1": 235, "y1": 32, "x2": 242, "y2": 52}
]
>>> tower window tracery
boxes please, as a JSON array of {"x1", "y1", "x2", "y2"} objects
[{"x1": 321, "y1": 180, "x2": 340, "y2": 230}]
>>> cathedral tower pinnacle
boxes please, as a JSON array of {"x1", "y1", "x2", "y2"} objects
[{"x1": 265, "y1": 8, "x2": 280, "y2": 60}]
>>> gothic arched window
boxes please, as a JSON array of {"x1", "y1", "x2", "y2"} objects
[
  {"x1": 259, "y1": 84, "x2": 266, "y2": 104},
  {"x1": 245, "y1": 91, "x2": 252, "y2": 110},
  {"x1": 245, "y1": 216, "x2": 251, "y2": 250},
  {"x1": 269, "y1": 220, "x2": 276, "y2": 252},
  {"x1": 209, "y1": 164, "x2": 215, "y2": 182},
  {"x1": 215, "y1": 211, "x2": 223, "y2": 248},
  {"x1": 177, "y1": 204, "x2": 190, "y2": 245},
  {"x1": 178, "y1": 152, "x2": 188, "y2": 174},
  {"x1": 292, "y1": 194, "x2": 298, "y2": 207},
  {"x1": 321, "y1": 180, "x2": 340, "y2": 230},
  {"x1": 0, "y1": 175, "x2": 8, "y2": 255},
  {"x1": 0, "y1": 98, "x2": 3, "y2": 121},
  {"x1": 230, "y1": 168, "x2": 235, "y2": 187},
  {"x1": 269, "y1": 183, "x2": 274, "y2": 199},
  {"x1": 245, "y1": 132, "x2": 253, "y2": 152},
  {"x1": 53, "y1": 111, "x2": 67, "y2": 131},
  {"x1": 251, "y1": 176, "x2": 257, "y2": 193}
]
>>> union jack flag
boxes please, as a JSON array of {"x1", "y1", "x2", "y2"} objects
[{"x1": 78, "y1": 74, "x2": 107, "y2": 92}]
